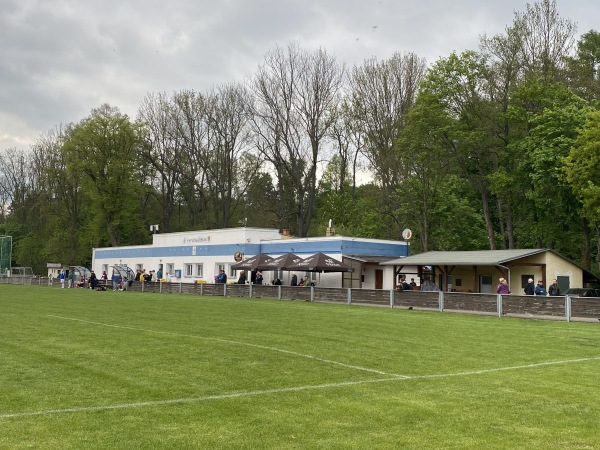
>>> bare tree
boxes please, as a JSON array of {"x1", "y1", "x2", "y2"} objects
[
  {"x1": 348, "y1": 52, "x2": 427, "y2": 232},
  {"x1": 0, "y1": 148, "x2": 34, "y2": 224},
  {"x1": 204, "y1": 82, "x2": 257, "y2": 228},
  {"x1": 138, "y1": 92, "x2": 184, "y2": 232},
  {"x1": 251, "y1": 42, "x2": 344, "y2": 236},
  {"x1": 171, "y1": 90, "x2": 210, "y2": 228}
]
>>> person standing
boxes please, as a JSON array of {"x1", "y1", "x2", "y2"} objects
[
  {"x1": 89, "y1": 271, "x2": 98, "y2": 290},
  {"x1": 534, "y1": 280, "x2": 547, "y2": 296},
  {"x1": 217, "y1": 269, "x2": 227, "y2": 284},
  {"x1": 67, "y1": 271, "x2": 73, "y2": 288},
  {"x1": 496, "y1": 277, "x2": 510, "y2": 295},
  {"x1": 524, "y1": 278, "x2": 535, "y2": 295},
  {"x1": 255, "y1": 271, "x2": 263, "y2": 285},
  {"x1": 548, "y1": 279, "x2": 560, "y2": 296},
  {"x1": 60, "y1": 270, "x2": 65, "y2": 288},
  {"x1": 291, "y1": 273, "x2": 298, "y2": 286}
]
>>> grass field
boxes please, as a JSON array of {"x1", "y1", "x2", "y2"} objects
[{"x1": 1, "y1": 285, "x2": 600, "y2": 449}]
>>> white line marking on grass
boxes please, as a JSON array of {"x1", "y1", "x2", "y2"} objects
[
  {"x1": 3, "y1": 355, "x2": 600, "y2": 420},
  {"x1": 46, "y1": 315, "x2": 400, "y2": 377},
  {"x1": 1, "y1": 377, "x2": 402, "y2": 419}
]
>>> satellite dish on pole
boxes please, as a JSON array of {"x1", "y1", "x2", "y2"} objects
[{"x1": 402, "y1": 228, "x2": 412, "y2": 240}]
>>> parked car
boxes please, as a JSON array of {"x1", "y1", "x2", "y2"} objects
[{"x1": 564, "y1": 288, "x2": 600, "y2": 298}]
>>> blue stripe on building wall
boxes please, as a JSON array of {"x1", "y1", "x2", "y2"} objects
[
  {"x1": 94, "y1": 239, "x2": 408, "y2": 261},
  {"x1": 260, "y1": 239, "x2": 408, "y2": 257},
  {"x1": 95, "y1": 243, "x2": 263, "y2": 260}
]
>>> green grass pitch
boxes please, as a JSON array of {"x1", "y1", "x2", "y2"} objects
[{"x1": 1, "y1": 285, "x2": 600, "y2": 449}]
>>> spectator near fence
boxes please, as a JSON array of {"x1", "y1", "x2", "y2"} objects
[
  {"x1": 535, "y1": 280, "x2": 547, "y2": 296},
  {"x1": 548, "y1": 279, "x2": 560, "y2": 296},
  {"x1": 524, "y1": 278, "x2": 535, "y2": 295},
  {"x1": 496, "y1": 278, "x2": 510, "y2": 295}
]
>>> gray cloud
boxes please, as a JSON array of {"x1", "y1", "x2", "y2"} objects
[{"x1": 1, "y1": 0, "x2": 597, "y2": 150}]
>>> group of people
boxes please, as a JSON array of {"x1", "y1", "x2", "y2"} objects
[
  {"x1": 227, "y1": 270, "x2": 309, "y2": 286},
  {"x1": 236, "y1": 271, "x2": 264, "y2": 285},
  {"x1": 497, "y1": 277, "x2": 561, "y2": 296},
  {"x1": 135, "y1": 269, "x2": 161, "y2": 282},
  {"x1": 290, "y1": 273, "x2": 311, "y2": 286},
  {"x1": 396, "y1": 276, "x2": 418, "y2": 291}
]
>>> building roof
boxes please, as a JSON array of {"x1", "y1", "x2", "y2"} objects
[
  {"x1": 346, "y1": 255, "x2": 399, "y2": 264},
  {"x1": 381, "y1": 249, "x2": 548, "y2": 266}
]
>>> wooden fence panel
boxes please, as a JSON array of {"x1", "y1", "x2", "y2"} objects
[{"x1": 503, "y1": 295, "x2": 566, "y2": 317}]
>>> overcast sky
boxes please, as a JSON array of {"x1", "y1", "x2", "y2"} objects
[{"x1": 1, "y1": 0, "x2": 598, "y2": 151}]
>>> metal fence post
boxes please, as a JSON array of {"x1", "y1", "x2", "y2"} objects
[
  {"x1": 390, "y1": 289, "x2": 394, "y2": 308},
  {"x1": 179, "y1": 282, "x2": 182, "y2": 294},
  {"x1": 439, "y1": 291, "x2": 444, "y2": 311},
  {"x1": 249, "y1": 283, "x2": 253, "y2": 298},
  {"x1": 348, "y1": 288, "x2": 352, "y2": 305},
  {"x1": 565, "y1": 295, "x2": 571, "y2": 322},
  {"x1": 497, "y1": 294, "x2": 503, "y2": 317},
  {"x1": 223, "y1": 283, "x2": 227, "y2": 297},
  {"x1": 278, "y1": 285, "x2": 282, "y2": 300},
  {"x1": 310, "y1": 286, "x2": 314, "y2": 302}
]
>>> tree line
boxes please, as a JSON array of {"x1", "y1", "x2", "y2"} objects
[{"x1": 0, "y1": 0, "x2": 599, "y2": 276}]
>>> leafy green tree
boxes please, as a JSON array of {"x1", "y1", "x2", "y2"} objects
[
  {"x1": 395, "y1": 91, "x2": 455, "y2": 251},
  {"x1": 565, "y1": 30, "x2": 600, "y2": 102},
  {"x1": 501, "y1": 77, "x2": 599, "y2": 272},
  {"x1": 421, "y1": 51, "x2": 506, "y2": 248},
  {"x1": 63, "y1": 104, "x2": 149, "y2": 247},
  {"x1": 563, "y1": 110, "x2": 600, "y2": 271}
]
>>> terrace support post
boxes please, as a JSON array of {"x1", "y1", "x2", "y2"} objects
[
  {"x1": 310, "y1": 286, "x2": 314, "y2": 302},
  {"x1": 348, "y1": 288, "x2": 352, "y2": 305},
  {"x1": 565, "y1": 295, "x2": 571, "y2": 322},
  {"x1": 497, "y1": 294, "x2": 503, "y2": 318},
  {"x1": 439, "y1": 291, "x2": 444, "y2": 312},
  {"x1": 389, "y1": 289, "x2": 394, "y2": 308}
]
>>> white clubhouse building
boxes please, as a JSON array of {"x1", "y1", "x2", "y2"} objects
[{"x1": 91, "y1": 227, "x2": 412, "y2": 289}]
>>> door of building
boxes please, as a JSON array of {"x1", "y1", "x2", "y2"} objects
[
  {"x1": 557, "y1": 275, "x2": 570, "y2": 294},
  {"x1": 375, "y1": 270, "x2": 383, "y2": 289},
  {"x1": 480, "y1": 274, "x2": 493, "y2": 293}
]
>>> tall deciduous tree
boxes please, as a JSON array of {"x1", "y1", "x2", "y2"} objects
[
  {"x1": 563, "y1": 110, "x2": 600, "y2": 271},
  {"x1": 64, "y1": 104, "x2": 149, "y2": 247},
  {"x1": 565, "y1": 30, "x2": 600, "y2": 102},
  {"x1": 138, "y1": 92, "x2": 184, "y2": 233},
  {"x1": 348, "y1": 52, "x2": 426, "y2": 223},
  {"x1": 252, "y1": 43, "x2": 344, "y2": 236}
]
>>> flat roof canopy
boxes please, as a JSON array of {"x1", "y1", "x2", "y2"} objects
[{"x1": 382, "y1": 249, "x2": 547, "y2": 266}]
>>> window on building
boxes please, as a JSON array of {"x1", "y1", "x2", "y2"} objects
[
  {"x1": 166, "y1": 263, "x2": 174, "y2": 276},
  {"x1": 136, "y1": 264, "x2": 143, "y2": 271},
  {"x1": 229, "y1": 265, "x2": 235, "y2": 278},
  {"x1": 102, "y1": 264, "x2": 108, "y2": 274},
  {"x1": 184, "y1": 263, "x2": 193, "y2": 277},
  {"x1": 196, "y1": 264, "x2": 203, "y2": 278}
]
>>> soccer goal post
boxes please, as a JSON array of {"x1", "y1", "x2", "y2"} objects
[{"x1": 0, "y1": 235, "x2": 12, "y2": 276}]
